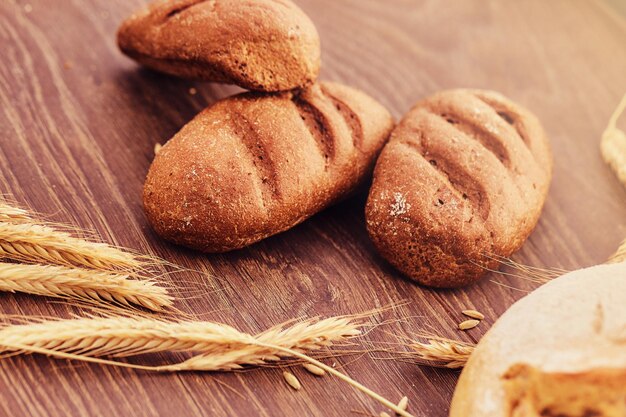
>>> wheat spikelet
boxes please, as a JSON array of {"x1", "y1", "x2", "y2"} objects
[
  {"x1": 601, "y1": 92, "x2": 626, "y2": 187},
  {"x1": 409, "y1": 337, "x2": 475, "y2": 369},
  {"x1": 0, "y1": 203, "x2": 31, "y2": 223},
  {"x1": 607, "y1": 239, "x2": 626, "y2": 264},
  {"x1": 0, "y1": 222, "x2": 143, "y2": 271},
  {"x1": 0, "y1": 263, "x2": 172, "y2": 311}
]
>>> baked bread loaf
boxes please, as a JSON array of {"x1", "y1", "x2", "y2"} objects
[
  {"x1": 117, "y1": 0, "x2": 320, "y2": 92},
  {"x1": 143, "y1": 82, "x2": 394, "y2": 252},
  {"x1": 450, "y1": 262, "x2": 626, "y2": 417},
  {"x1": 365, "y1": 89, "x2": 552, "y2": 287}
]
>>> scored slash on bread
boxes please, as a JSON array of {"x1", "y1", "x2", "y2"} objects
[
  {"x1": 365, "y1": 89, "x2": 552, "y2": 288},
  {"x1": 143, "y1": 82, "x2": 394, "y2": 252},
  {"x1": 117, "y1": 0, "x2": 321, "y2": 92}
]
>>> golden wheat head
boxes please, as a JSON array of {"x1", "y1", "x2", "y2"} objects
[
  {"x1": 0, "y1": 203, "x2": 31, "y2": 223},
  {"x1": 0, "y1": 262, "x2": 172, "y2": 311},
  {"x1": 0, "y1": 315, "x2": 360, "y2": 366},
  {"x1": 0, "y1": 222, "x2": 145, "y2": 271},
  {"x1": 0, "y1": 314, "x2": 415, "y2": 416},
  {"x1": 409, "y1": 337, "x2": 475, "y2": 369}
]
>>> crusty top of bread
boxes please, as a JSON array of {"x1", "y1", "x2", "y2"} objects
[
  {"x1": 117, "y1": 0, "x2": 320, "y2": 91},
  {"x1": 143, "y1": 82, "x2": 394, "y2": 252},
  {"x1": 366, "y1": 89, "x2": 552, "y2": 287},
  {"x1": 449, "y1": 262, "x2": 626, "y2": 417}
]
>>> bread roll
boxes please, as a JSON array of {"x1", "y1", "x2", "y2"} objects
[
  {"x1": 143, "y1": 82, "x2": 394, "y2": 252},
  {"x1": 117, "y1": 0, "x2": 320, "y2": 92},
  {"x1": 365, "y1": 89, "x2": 552, "y2": 287},
  {"x1": 450, "y1": 262, "x2": 626, "y2": 417}
]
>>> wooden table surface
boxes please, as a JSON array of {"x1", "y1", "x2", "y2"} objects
[{"x1": 1, "y1": 0, "x2": 626, "y2": 416}]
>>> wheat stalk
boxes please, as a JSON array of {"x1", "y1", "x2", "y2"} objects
[
  {"x1": 0, "y1": 263, "x2": 172, "y2": 312},
  {"x1": 0, "y1": 221, "x2": 144, "y2": 271},
  {"x1": 0, "y1": 203, "x2": 31, "y2": 223},
  {"x1": 601, "y1": 92, "x2": 626, "y2": 187},
  {"x1": 0, "y1": 315, "x2": 414, "y2": 417}
]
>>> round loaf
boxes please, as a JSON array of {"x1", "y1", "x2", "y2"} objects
[
  {"x1": 450, "y1": 262, "x2": 626, "y2": 417},
  {"x1": 117, "y1": 0, "x2": 320, "y2": 92},
  {"x1": 365, "y1": 89, "x2": 552, "y2": 287},
  {"x1": 143, "y1": 82, "x2": 394, "y2": 252}
]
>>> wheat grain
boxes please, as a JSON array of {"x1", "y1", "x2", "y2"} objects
[
  {"x1": 409, "y1": 337, "x2": 475, "y2": 369},
  {"x1": 396, "y1": 396, "x2": 408, "y2": 412},
  {"x1": 601, "y1": 92, "x2": 626, "y2": 187},
  {"x1": 458, "y1": 319, "x2": 479, "y2": 331},
  {"x1": 283, "y1": 371, "x2": 301, "y2": 390},
  {"x1": 461, "y1": 309, "x2": 484, "y2": 320},
  {"x1": 0, "y1": 262, "x2": 172, "y2": 311},
  {"x1": 607, "y1": 239, "x2": 626, "y2": 264},
  {"x1": 0, "y1": 222, "x2": 143, "y2": 271},
  {"x1": 303, "y1": 363, "x2": 325, "y2": 376}
]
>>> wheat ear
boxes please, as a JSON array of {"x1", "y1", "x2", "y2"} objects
[
  {"x1": 0, "y1": 203, "x2": 31, "y2": 223},
  {"x1": 0, "y1": 316, "x2": 360, "y2": 361},
  {"x1": 0, "y1": 315, "x2": 414, "y2": 417},
  {"x1": 601, "y1": 92, "x2": 626, "y2": 187},
  {"x1": 0, "y1": 263, "x2": 172, "y2": 311},
  {"x1": 409, "y1": 336, "x2": 475, "y2": 369},
  {"x1": 0, "y1": 222, "x2": 143, "y2": 271}
]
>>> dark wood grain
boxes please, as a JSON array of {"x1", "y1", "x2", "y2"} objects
[{"x1": 1, "y1": 0, "x2": 625, "y2": 416}]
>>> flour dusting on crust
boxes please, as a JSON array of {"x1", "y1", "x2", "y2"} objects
[{"x1": 390, "y1": 192, "x2": 410, "y2": 216}]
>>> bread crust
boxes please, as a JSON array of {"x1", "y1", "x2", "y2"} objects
[
  {"x1": 449, "y1": 263, "x2": 626, "y2": 417},
  {"x1": 143, "y1": 82, "x2": 394, "y2": 252},
  {"x1": 365, "y1": 89, "x2": 552, "y2": 287},
  {"x1": 117, "y1": 0, "x2": 321, "y2": 92}
]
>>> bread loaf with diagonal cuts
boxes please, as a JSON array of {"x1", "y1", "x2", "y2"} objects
[
  {"x1": 365, "y1": 89, "x2": 552, "y2": 287},
  {"x1": 117, "y1": 0, "x2": 320, "y2": 92},
  {"x1": 143, "y1": 82, "x2": 394, "y2": 252}
]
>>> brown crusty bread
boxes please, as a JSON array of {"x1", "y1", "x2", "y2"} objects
[
  {"x1": 449, "y1": 262, "x2": 626, "y2": 417},
  {"x1": 117, "y1": 0, "x2": 320, "y2": 92},
  {"x1": 365, "y1": 89, "x2": 552, "y2": 287},
  {"x1": 143, "y1": 82, "x2": 394, "y2": 252}
]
